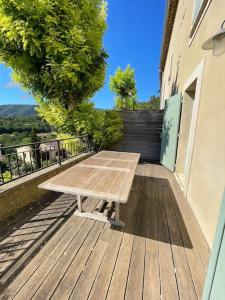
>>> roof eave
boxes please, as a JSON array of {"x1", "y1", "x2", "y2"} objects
[{"x1": 159, "y1": 0, "x2": 179, "y2": 80}]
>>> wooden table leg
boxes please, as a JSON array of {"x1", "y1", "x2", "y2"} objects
[
  {"x1": 77, "y1": 195, "x2": 82, "y2": 213},
  {"x1": 74, "y1": 197, "x2": 124, "y2": 227},
  {"x1": 115, "y1": 202, "x2": 120, "y2": 223}
]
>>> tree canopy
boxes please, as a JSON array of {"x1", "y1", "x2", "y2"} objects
[
  {"x1": 0, "y1": 0, "x2": 124, "y2": 150},
  {"x1": 109, "y1": 65, "x2": 137, "y2": 110},
  {"x1": 37, "y1": 101, "x2": 123, "y2": 149},
  {"x1": 0, "y1": 116, "x2": 50, "y2": 134},
  {"x1": 0, "y1": 0, "x2": 108, "y2": 107},
  {"x1": 136, "y1": 96, "x2": 160, "y2": 111}
]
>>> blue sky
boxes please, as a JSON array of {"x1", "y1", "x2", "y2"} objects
[{"x1": 0, "y1": 0, "x2": 166, "y2": 108}]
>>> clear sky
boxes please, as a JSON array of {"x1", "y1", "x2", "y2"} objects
[{"x1": 0, "y1": 0, "x2": 166, "y2": 109}]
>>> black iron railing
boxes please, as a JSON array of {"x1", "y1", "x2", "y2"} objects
[{"x1": 0, "y1": 136, "x2": 91, "y2": 186}]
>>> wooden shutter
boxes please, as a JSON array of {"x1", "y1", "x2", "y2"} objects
[
  {"x1": 203, "y1": 190, "x2": 225, "y2": 299},
  {"x1": 160, "y1": 93, "x2": 182, "y2": 172}
]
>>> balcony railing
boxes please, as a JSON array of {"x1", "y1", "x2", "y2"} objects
[{"x1": 0, "y1": 136, "x2": 91, "y2": 186}]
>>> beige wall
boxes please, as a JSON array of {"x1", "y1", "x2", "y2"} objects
[{"x1": 161, "y1": 0, "x2": 225, "y2": 247}]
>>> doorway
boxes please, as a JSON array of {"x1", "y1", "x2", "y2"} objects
[
  {"x1": 176, "y1": 80, "x2": 196, "y2": 188},
  {"x1": 175, "y1": 60, "x2": 205, "y2": 194}
]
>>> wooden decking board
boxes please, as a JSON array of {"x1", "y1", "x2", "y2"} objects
[
  {"x1": 51, "y1": 223, "x2": 107, "y2": 300},
  {"x1": 143, "y1": 177, "x2": 161, "y2": 299},
  {"x1": 13, "y1": 219, "x2": 94, "y2": 299},
  {"x1": 165, "y1": 171, "x2": 210, "y2": 271},
  {"x1": 170, "y1": 189, "x2": 210, "y2": 271},
  {"x1": 33, "y1": 221, "x2": 105, "y2": 300},
  {"x1": 163, "y1": 186, "x2": 197, "y2": 299},
  {"x1": 157, "y1": 180, "x2": 179, "y2": 299},
  {"x1": 125, "y1": 178, "x2": 146, "y2": 300},
  {"x1": 167, "y1": 181, "x2": 206, "y2": 299},
  {"x1": 88, "y1": 228, "x2": 124, "y2": 300},
  {"x1": 0, "y1": 195, "x2": 80, "y2": 290},
  {"x1": 0, "y1": 164, "x2": 210, "y2": 300},
  {"x1": 106, "y1": 178, "x2": 143, "y2": 300},
  {"x1": 0, "y1": 198, "x2": 93, "y2": 299},
  {"x1": 3, "y1": 198, "x2": 95, "y2": 299},
  {"x1": 69, "y1": 224, "x2": 113, "y2": 300}
]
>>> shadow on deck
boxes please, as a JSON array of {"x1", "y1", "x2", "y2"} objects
[{"x1": 0, "y1": 164, "x2": 210, "y2": 300}]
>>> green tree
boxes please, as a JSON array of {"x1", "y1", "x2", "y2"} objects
[
  {"x1": 37, "y1": 101, "x2": 123, "y2": 150},
  {"x1": 110, "y1": 65, "x2": 137, "y2": 110},
  {"x1": 136, "y1": 96, "x2": 160, "y2": 111},
  {"x1": 31, "y1": 127, "x2": 38, "y2": 144},
  {"x1": 148, "y1": 96, "x2": 160, "y2": 110},
  {"x1": 0, "y1": 0, "x2": 108, "y2": 107}
]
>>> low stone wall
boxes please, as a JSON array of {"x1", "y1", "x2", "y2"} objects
[{"x1": 0, "y1": 152, "x2": 93, "y2": 222}]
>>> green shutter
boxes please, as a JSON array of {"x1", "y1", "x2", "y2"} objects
[
  {"x1": 193, "y1": 0, "x2": 203, "y2": 20},
  {"x1": 203, "y1": 189, "x2": 225, "y2": 300},
  {"x1": 160, "y1": 93, "x2": 182, "y2": 172}
]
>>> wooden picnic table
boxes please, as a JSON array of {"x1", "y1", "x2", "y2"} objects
[{"x1": 39, "y1": 151, "x2": 140, "y2": 226}]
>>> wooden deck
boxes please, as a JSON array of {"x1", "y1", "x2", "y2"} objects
[{"x1": 0, "y1": 164, "x2": 210, "y2": 300}]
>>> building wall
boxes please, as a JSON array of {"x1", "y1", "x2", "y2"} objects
[{"x1": 161, "y1": 0, "x2": 225, "y2": 247}]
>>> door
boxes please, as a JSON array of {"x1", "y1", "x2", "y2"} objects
[
  {"x1": 160, "y1": 93, "x2": 182, "y2": 172},
  {"x1": 203, "y1": 190, "x2": 225, "y2": 300}
]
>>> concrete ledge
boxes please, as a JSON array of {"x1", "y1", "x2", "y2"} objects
[{"x1": 0, "y1": 152, "x2": 94, "y2": 222}]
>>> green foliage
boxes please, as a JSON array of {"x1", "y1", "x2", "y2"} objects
[
  {"x1": 93, "y1": 110, "x2": 123, "y2": 150},
  {"x1": 36, "y1": 100, "x2": 76, "y2": 134},
  {"x1": 0, "y1": 0, "x2": 108, "y2": 107},
  {"x1": 110, "y1": 65, "x2": 137, "y2": 110},
  {"x1": 8, "y1": 156, "x2": 32, "y2": 176},
  {"x1": 0, "y1": 132, "x2": 31, "y2": 147},
  {"x1": 0, "y1": 116, "x2": 51, "y2": 134},
  {"x1": 37, "y1": 101, "x2": 123, "y2": 149},
  {"x1": 3, "y1": 171, "x2": 11, "y2": 182},
  {"x1": 136, "y1": 96, "x2": 160, "y2": 111},
  {"x1": 30, "y1": 127, "x2": 39, "y2": 143}
]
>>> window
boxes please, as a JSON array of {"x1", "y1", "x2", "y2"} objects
[
  {"x1": 192, "y1": 0, "x2": 204, "y2": 22},
  {"x1": 190, "y1": 0, "x2": 211, "y2": 38}
]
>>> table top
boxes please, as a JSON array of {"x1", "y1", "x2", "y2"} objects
[{"x1": 39, "y1": 151, "x2": 140, "y2": 203}]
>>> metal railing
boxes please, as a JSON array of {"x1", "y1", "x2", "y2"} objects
[{"x1": 0, "y1": 136, "x2": 91, "y2": 186}]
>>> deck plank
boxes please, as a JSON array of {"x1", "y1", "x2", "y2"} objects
[
  {"x1": 13, "y1": 219, "x2": 94, "y2": 299},
  {"x1": 88, "y1": 228, "x2": 124, "y2": 300},
  {"x1": 143, "y1": 177, "x2": 161, "y2": 300},
  {"x1": 0, "y1": 198, "x2": 92, "y2": 299},
  {"x1": 125, "y1": 179, "x2": 146, "y2": 300},
  {"x1": 163, "y1": 185, "x2": 197, "y2": 299},
  {"x1": 11, "y1": 200, "x2": 98, "y2": 300},
  {"x1": 157, "y1": 180, "x2": 179, "y2": 299},
  {"x1": 0, "y1": 163, "x2": 210, "y2": 300},
  {"x1": 167, "y1": 182, "x2": 206, "y2": 299},
  {"x1": 106, "y1": 179, "x2": 140, "y2": 300},
  {"x1": 0, "y1": 198, "x2": 78, "y2": 289},
  {"x1": 34, "y1": 221, "x2": 105, "y2": 300},
  {"x1": 69, "y1": 224, "x2": 112, "y2": 300},
  {"x1": 164, "y1": 168, "x2": 210, "y2": 270},
  {"x1": 50, "y1": 222, "x2": 104, "y2": 300}
]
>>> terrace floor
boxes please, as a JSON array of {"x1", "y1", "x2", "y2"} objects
[{"x1": 0, "y1": 164, "x2": 210, "y2": 300}]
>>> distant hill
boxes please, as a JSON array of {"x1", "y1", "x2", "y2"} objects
[
  {"x1": 0, "y1": 104, "x2": 110, "y2": 118},
  {"x1": 0, "y1": 105, "x2": 37, "y2": 117}
]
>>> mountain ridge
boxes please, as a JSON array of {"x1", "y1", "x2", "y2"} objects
[{"x1": 0, "y1": 105, "x2": 37, "y2": 117}]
